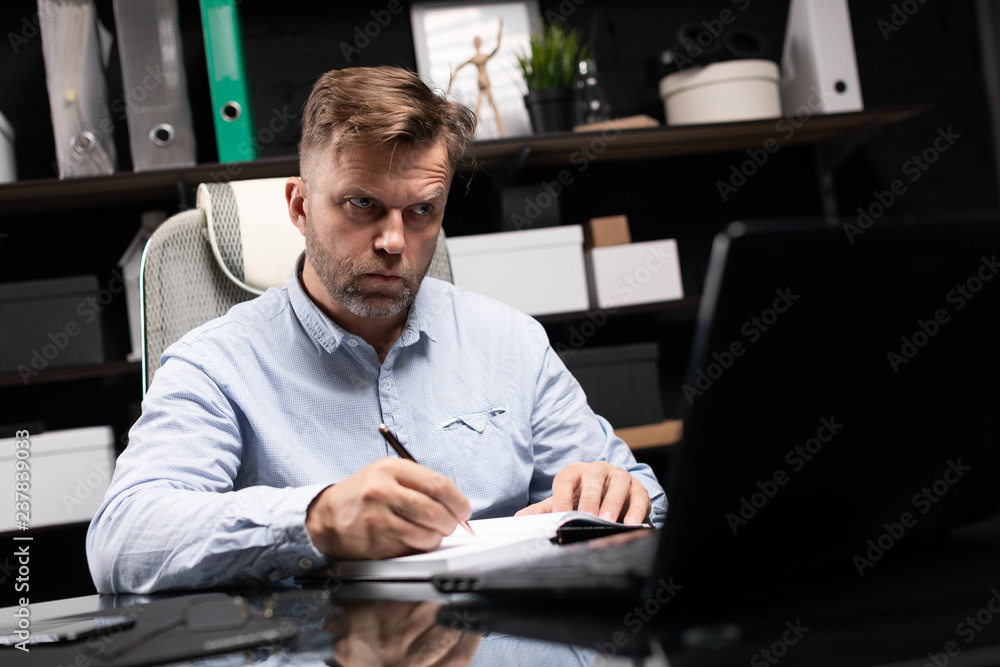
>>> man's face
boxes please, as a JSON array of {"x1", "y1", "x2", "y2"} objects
[{"x1": 294, "y1": 140, "x2": 451, "y2": 320}]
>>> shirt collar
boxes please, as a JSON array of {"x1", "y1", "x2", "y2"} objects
[{"x1": 286, "y1": 253, "x2": 439, "y2": 353}]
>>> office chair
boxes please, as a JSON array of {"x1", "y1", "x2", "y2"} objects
[{"x1": 140, "y1": 177, "x2": 454, "y2": 394}]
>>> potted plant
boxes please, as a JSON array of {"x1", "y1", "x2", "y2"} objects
[{"x1": 517, "y1": 23, "x2": 589, "y2": 134}]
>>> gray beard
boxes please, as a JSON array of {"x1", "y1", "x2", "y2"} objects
[
  {"x1": 304, "y1": 224, "x2": 425, "y2": 319},
  {"x1": 333, "y1": 276, "x2": 415, "y2": 318}
]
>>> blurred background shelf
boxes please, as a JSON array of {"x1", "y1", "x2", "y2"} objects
[
  {"x1": 472, "y1": 105, "x2": 926, "y2": 169},
  {"x1": 0, "y1": 105, "x2": 926, "y2": 216},
  {"x1": 0, "y1": 360, "x2": 141, "y2": 388}
]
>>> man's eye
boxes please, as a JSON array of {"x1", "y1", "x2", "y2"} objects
[
  {"x1": 349, "y1": 197, "x2": 374, "y2": 209},
  {"x1": 412, "y1": 203, "x2": 432, "y2": 216}
]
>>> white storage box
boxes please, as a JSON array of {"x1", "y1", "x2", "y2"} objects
[
  {"x1": 659, "y1": 59, "x2": 781, "y2": 126},
  {"x1": 446, "y1": 225, "x2": 589, "y2": 316},
  {"x1": 585, "y1": 239, "x2": 684, "y2": 309},
  {"x1": 1, "y1": 426, "x2": 115, "y2": 532}
]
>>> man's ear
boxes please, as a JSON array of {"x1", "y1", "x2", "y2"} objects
[{"x1": 286, "y1": 177, "x2": 307, "y2": 235}]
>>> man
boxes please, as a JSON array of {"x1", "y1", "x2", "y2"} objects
[{"x1": 87, "y1": 67, "x2": 666, "y2": 594}]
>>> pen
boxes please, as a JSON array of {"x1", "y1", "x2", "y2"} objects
[{"x1": 378, "y1": 423, "x2": 475, "y2": 536}]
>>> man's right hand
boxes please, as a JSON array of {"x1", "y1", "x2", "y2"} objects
[{"x1": 305, "y1": 458, "x2": 472, "y2": 560}]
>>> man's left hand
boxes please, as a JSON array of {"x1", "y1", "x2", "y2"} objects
[{"x1": 514, "y1": 461, "x2": 651, "y2": 525}]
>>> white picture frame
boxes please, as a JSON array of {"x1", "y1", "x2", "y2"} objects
[{"x1": 411, "y1": 0, "x2": 541, "y2": 140}]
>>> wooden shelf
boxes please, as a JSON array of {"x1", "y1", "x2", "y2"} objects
[
  {"x1": 616, "y1": 419, "x2": 683, "y2": 450},
  {"x1": 0, "y1": 105, "x2": 926, "y2": 217},
  {"x1": 0, "y1": 155, "x2": 301, "y2": 216},
  {"x1": 0, "y1": 361, "x2": 141, "y2": 388},
  {"x1": 471, "y1": 104, "x2": 927, "y2": 170}
]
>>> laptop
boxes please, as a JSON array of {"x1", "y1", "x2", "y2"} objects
[{"x1": 432, "y1": 215, "x2": 1000, "y2": 608}]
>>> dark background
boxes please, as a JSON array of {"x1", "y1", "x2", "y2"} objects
[{"x1": 0, "y1": 0, "x2": 996, "y2": 605}]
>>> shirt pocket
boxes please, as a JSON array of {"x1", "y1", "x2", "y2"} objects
[{"x1": 438, "y1": 405, "x2": 508, "y2": 434}]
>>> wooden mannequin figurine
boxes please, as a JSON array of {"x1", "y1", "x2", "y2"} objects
[{"x1": 449, "y1": 19, "x2": 505, "y2": 137}]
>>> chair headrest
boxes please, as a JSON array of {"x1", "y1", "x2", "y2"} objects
[{"x1": 197, "y1": 178, "x2": 305, "y2": 294}]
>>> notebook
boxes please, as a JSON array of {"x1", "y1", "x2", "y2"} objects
[
  {"x1": 433, "y1": 215, "x2": 1000, "y2": 601},
  {"x1": 311, "y1": 512, "x2": 648, "y2": 580}
]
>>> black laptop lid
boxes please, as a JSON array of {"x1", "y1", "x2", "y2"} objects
[{"x1": 658, "y1": 216, "x2": 1000, "y2": 591}]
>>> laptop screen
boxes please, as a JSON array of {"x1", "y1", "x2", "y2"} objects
[{"x1": 661, "y1": 216, "x2": 1000, "y2": 589}]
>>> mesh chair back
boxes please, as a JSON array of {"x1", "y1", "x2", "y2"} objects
[{"x1": 141, "y1": 209, "x2": 255, "y2": 391}]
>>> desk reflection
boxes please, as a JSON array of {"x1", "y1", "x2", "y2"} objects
[
  {"x1": 326, "y1": 599, "x2": 481, "y2": 666},
  {"x1": 82, "y1": 589, "x2": 600, "y2": 666}
]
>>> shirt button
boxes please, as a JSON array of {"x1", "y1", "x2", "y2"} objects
[
  {"x1": 475, "y1": 421, "x2": 486, "y2": 431},
  {"x1": 298, "y1": 557, "x2": 313, "y2": 570},
  {"x1": 347, "y1": 338, "x2": 358, "y2": 347},
  {"x1": 385, "y1": 380, "x2": 392, "y2": 389}
]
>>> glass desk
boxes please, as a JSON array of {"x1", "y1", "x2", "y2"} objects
[{"x1": 4, "y1": 539, "x2": 1000, "y2": 667}]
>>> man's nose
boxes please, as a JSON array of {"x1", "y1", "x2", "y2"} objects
[{"x1": 374, "y1": 211, "x2": 405, "y2": 255}]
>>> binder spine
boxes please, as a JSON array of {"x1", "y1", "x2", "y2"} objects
[
  {"x1": 199, "y1": 0, "x2": 258, "y2": 164},
  {"x1": 780, "y1": 0, "x2": 864, "y2": 115},
  {"x1": 38, "y1": 0, "x2": 119, "y2": 178},
  {"x1": 112, "y1": 0, "x2": 197, "y2": 172}
]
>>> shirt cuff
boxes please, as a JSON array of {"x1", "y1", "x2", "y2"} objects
[{"x1": 264, "y1": 482, "x2": 335, "y2": 581}]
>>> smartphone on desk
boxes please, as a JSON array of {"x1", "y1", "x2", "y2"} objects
[{"x1": 0, "y1": 614, "x2": 135, "y2": 645}]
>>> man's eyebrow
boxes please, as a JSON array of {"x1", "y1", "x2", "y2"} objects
[
  {"x1": 339, "y1": 185, "x2": 377, "y2": 198},
  {"x1": 336, "y1": 186, "x2": 445, "y2": 201}
]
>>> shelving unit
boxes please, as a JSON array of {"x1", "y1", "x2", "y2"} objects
[{"x1": 0, "y1": 105, "x2": 926, "y2": 454}]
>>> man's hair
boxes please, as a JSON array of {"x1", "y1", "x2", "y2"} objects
[{"x1": 299, "y1": 66, "x2": 477, "y2": 178}]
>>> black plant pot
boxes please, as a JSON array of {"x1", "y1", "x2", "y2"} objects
[{"x1": 524, "y1": 88, "x2": 574, "y2": 134}]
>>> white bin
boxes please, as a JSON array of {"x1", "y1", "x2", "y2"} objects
[
  {"x1": 446, "y1": 225, "x2": 589, "y2": 316},
  {"x1": 586, "y1": 239, "x2": 684, "y2": 309},
  {"x1": 1, "y1": 426, "x2": 115, "y2": 532},
  {"x1": 660, "y1": 59, "x2": 781, "y2": 126}
]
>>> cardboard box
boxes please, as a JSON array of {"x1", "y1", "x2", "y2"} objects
[
  {"x1": 447, "y1": 225, "x2": 589, "y2": 316},
  {"x1": 559, "y1": 342, "x2": 663, "y2": 428},
  {"x1": 585, "y1": 239, "x2": 684, "y2": 309},
  {"x1": 0, "y1": 275, "x2": 106, "y2": 376},
  {"x1": 0, "y1": 426, "x2": 115, "y2": 531},
  {"x1": 584, "y1": 214, "x2": 631, "y2": 251}
]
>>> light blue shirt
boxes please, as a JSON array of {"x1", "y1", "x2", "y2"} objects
[{"x1": 87, "y1": 262, "x2": 667, "y2": 594}]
